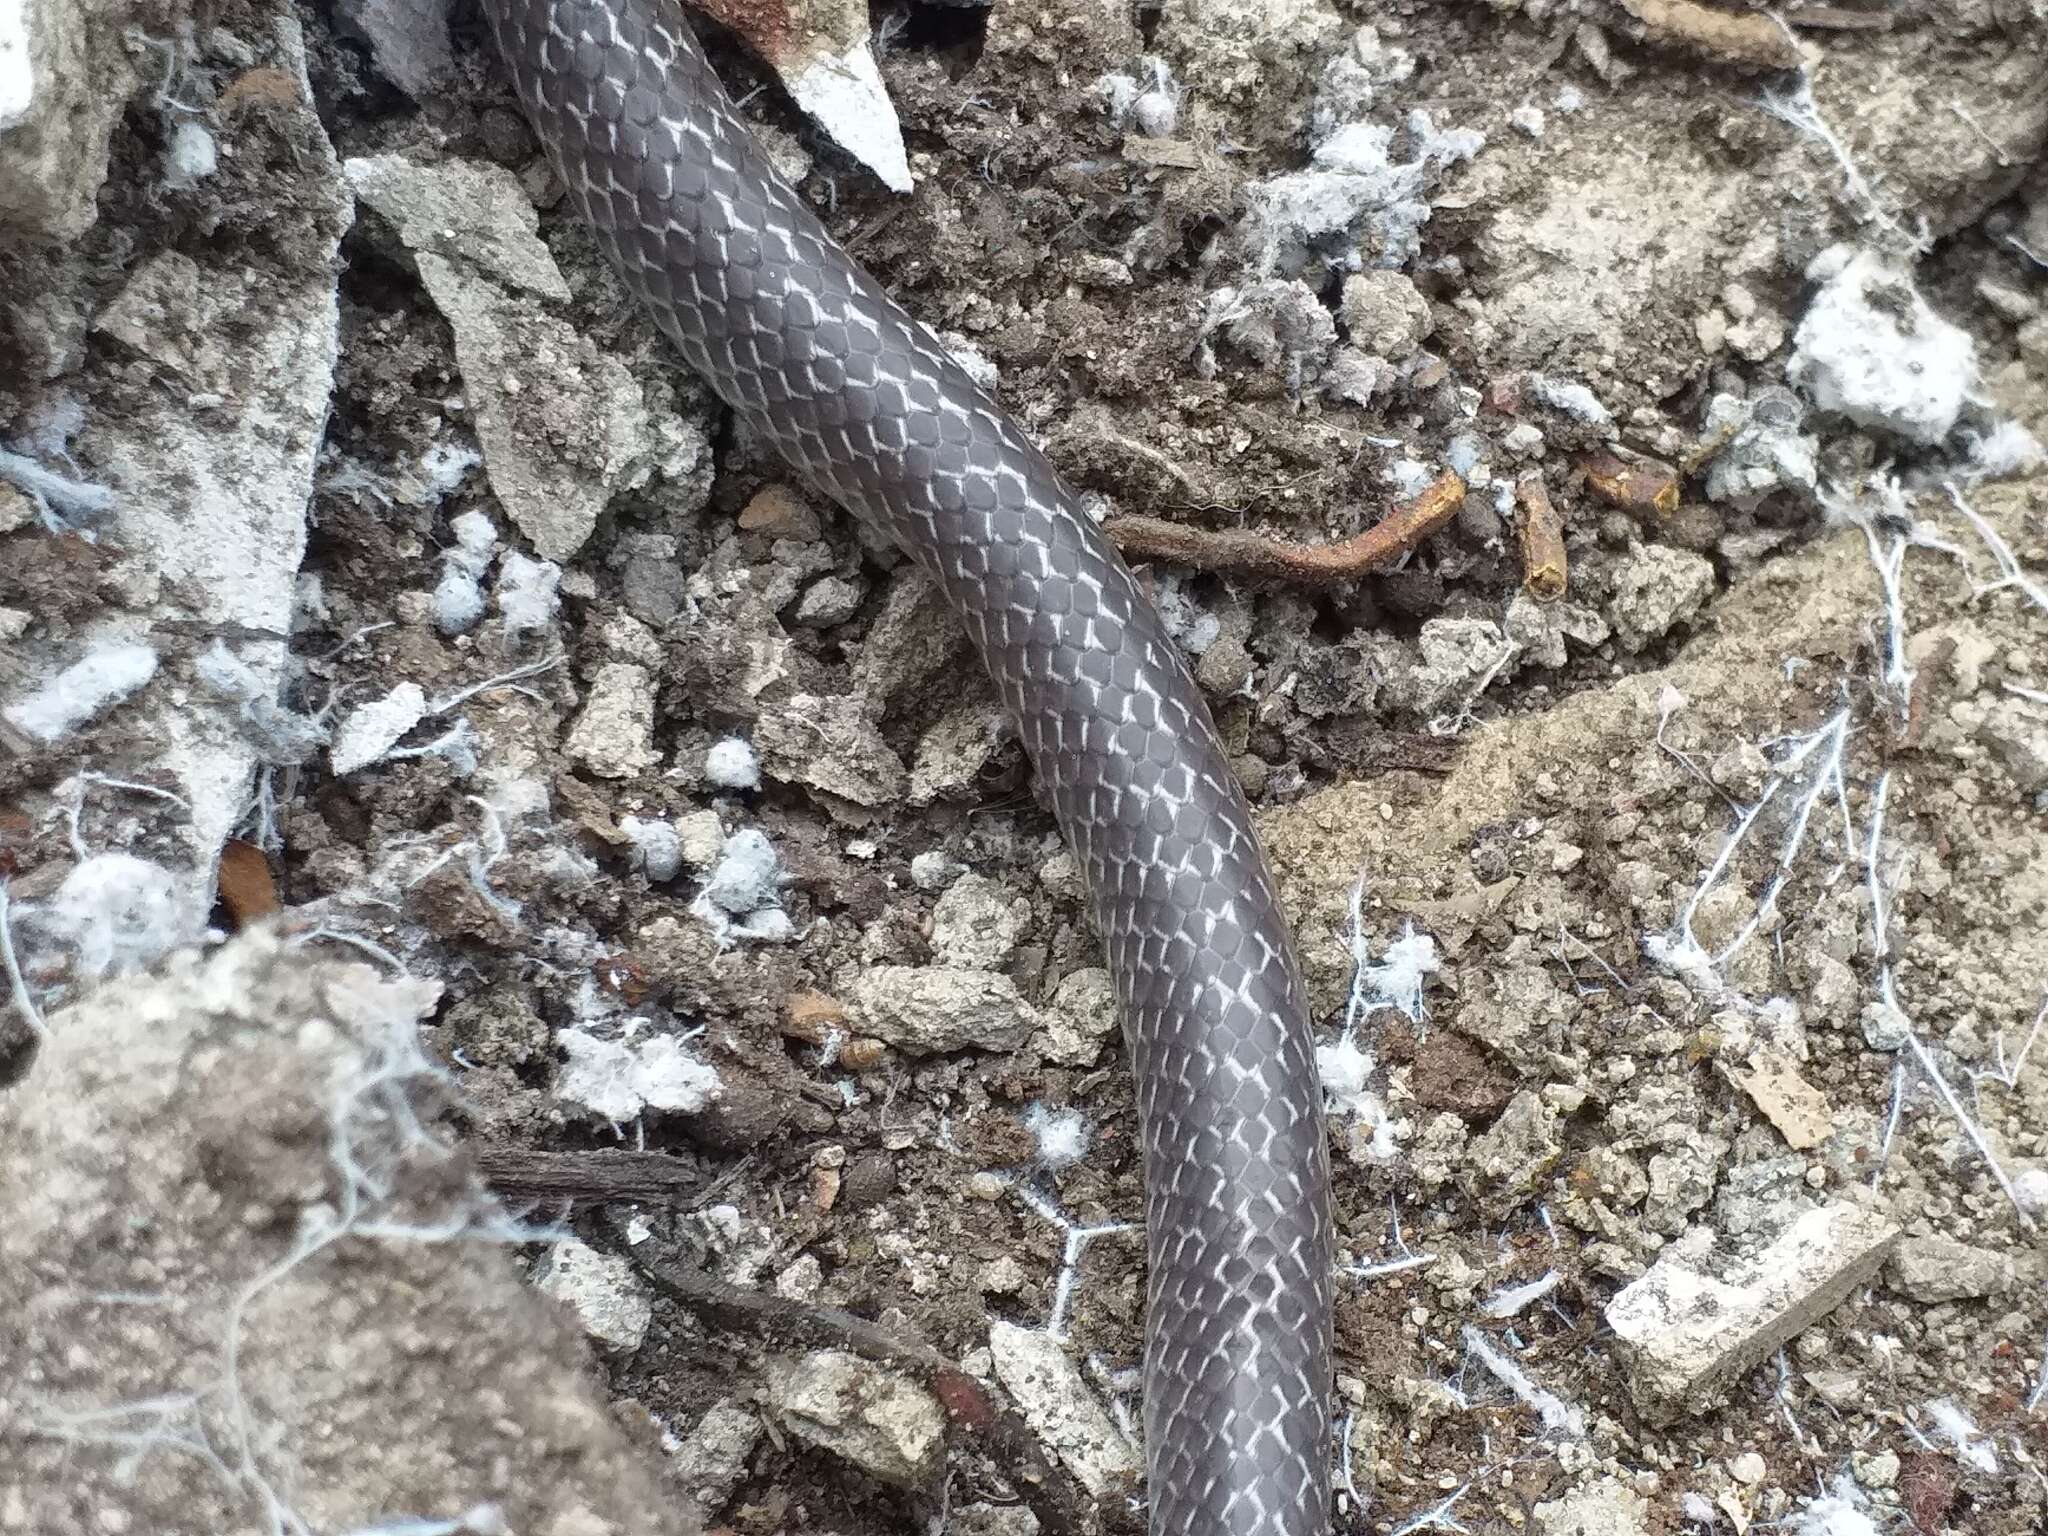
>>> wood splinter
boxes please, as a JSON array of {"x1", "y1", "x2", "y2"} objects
[
  {"x1": 1105, "y1": 471, "x2": 1465, "y2": 588},
  {"x1": 1515, "y1": 472, "x2": 1569, "y2": 601},
  {"x1": 1579, "y1": 449, "x2": 1680, "y2": 519}
]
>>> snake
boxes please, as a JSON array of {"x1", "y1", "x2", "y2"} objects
[{"x1": 476, "y1": 2, "x2": 1336, "y2": 1531}]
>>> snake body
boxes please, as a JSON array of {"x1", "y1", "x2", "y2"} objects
[{"x1": 479, "y1": 3, "x2": 1334, "y2": 1530}]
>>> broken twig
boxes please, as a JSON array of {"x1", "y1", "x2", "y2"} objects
[
  {"x1": 1106, "y1": 471, "x2": 1464, "y2": 587},
  {"x1": 1515, "y1": 472, "x2": 1568, "y2": 600},
  {"x1": 471, "y1": 1147, "x2": 706, "y2": 1205},
  {"x1": 1580, "y1": 450, "x2": 1679, "y2": 518}
]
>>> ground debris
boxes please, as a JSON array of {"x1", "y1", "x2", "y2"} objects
[{"x1": 1607, "y1": 1202, "x2": 1899, "y2": 1424}]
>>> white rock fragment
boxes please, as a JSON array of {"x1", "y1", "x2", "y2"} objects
[
  {"x1": 704, "y1": 735, "x2": 761, "y2": 790},
  {"x1": 565, "y1": 663, "x2": 659, "y2": 779},
  {"x1": 555, "y1": 1027, "x2": 721, "y2": 1123},
  {"x1": 1533, "y1": 1476, "x2": 1647, "y2": 1535},
  {"x1": 330, "y1": 682, "x2": 430, "y2": 775},
  {"x1": 41, "y1": 853, "x2": 186, "y2": 980},
  {"x1": 763, "y1": 1350, "x2": 944, "y2": 1487},
  {"x1": 671, "y1": 1398, "x2": 761, "y2": 1514},
  {"x1": 533, "y1": 1239, "x2": 652, "y2": 1355},
  {"x1": 1884, "y1": 1234, "x2": 2019, "y2": 1302},
  {"x1": 1606, "y1": 1202, "x2": 1898, "y2": 1424},
  {"x1": 785, "y1": 37, "x2": 911, "y2": 194},
  {"x1": 851, "y1": 966, "x2": 1041, "y2": 1055},
  {"x1": 987, "y1": 1321, "x2": 1140, "y2": 1500},
  {"x1": 1789, "y1": 248, "x2": 1977, "y2": 445},
  {"x1": 908, "y1": 849, "x2": 965, "y2": 892},
  {"x1": 620, "y1": 815, "x2": 682, "y2": 882},
  {"x1": 0, "y1": 0, "x2": 31, "y2": 129},
  {"x1": 1526, "y1": 374, "x2": 1613, "y2": 430},
  {"x1": 3, "y1": 640, "x2": 157, "y2": 742},
  {"x1": 496, "y1": 550, "x2": 562, "y2": 634},
  {"x1": 675, "y1": 809, "x2": 726, "y2": 873}
]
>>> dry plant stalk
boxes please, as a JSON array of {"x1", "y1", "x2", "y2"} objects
[
  {"x1": 1106, "y1": 471, "x2": 1465, "y2": 587},
  {"x1": 1515, "y1": 472, "x2": 1569, "y2": 600}
]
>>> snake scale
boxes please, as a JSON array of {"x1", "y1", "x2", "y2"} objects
[{"x1": 477, "y1": 2, "x2": 1336, "y2": 1530}]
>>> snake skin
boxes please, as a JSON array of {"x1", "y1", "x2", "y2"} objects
[{"x1": 478, "y1": 2, "x2": 1334, "y2": 1529}]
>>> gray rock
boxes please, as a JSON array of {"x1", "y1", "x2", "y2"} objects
[
  {"x1": 0, "y1": 932, "x2": 701, "y2": 1536},
  {"x1": 1885, "y1": 1235, "x2": 2020, "y2": 1303},
  {"x1": 1339, "y1": 269, "x2": 1432, "y2": 359},
  {"x1": 1606, "y1": 1201, "x2": 1898, "y2": 1424},
  {"x1": 754, "y1": 692, "x2": 909, "y2": 807},
  {"x1": 345, "y1": 153, "x2": 705, "y2": 558},
  {"x1": 911, "y1": 705, "x2": 1010, "y2": 804},
  {"x1": 987, "y1": 1321, "x2": 1141, "y2": 1500},
  {"x1": 335, "y1": 0, "x2": 458, "y2": 99},
  {"x1": 1033, "y1": 966, "x2": 1122, "y2": 1066},
  {"x1": 671, "y1": 1398, "x2": 761, "y2": 1515},
  {"x1": 762, "y1": 1349, "x2": 945, "y2": 1487},
  {"x1": 793, "y1": 574, "x2": 866, "y2": 628},
  {"x1": 851, "y1": 966, "x2": 1041, "y2": 1054},
  {"x1": 533, "y1": 1239, "x2": 653, "y2": 1355},
  {"x1": 930, "y1": 873, "x2": 1030, "y2": 970},
  {"x1": 1534, "y1": 1476, "x2": 1650, "y2": 1536},
  {"x1": 566, "y1": 662, "x2": 660, "y2": 778},
  {"x1": 1609, "y1": 545, "x2": 1716, "y2": 652},
  {"x1": 0, "y1": 0, "x2": 133, "y2": 239}
]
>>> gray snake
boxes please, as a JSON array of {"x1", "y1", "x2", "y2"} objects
[{"x1": 476, "y1": 2, "x2": 1336, "y2": 1530}]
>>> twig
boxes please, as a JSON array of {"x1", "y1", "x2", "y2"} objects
[
  {"x1": 615, "y1": 1217, "x2": 1091, "y2": 1536},
  {"x1": 1106, "y1": 472, "x2": 1464, "y2": 587},
  {"x1": 1618, "y1": 0, "x2": 1802, "y2": 70},
  {"x1": 1579, "y1": 449, "x2": 1679, "y2": 518},
  {"x1": 469, "y1": 1147, "x2": 705, "y2": 1205},
  {"x1": 1514, "y1": 472, "x2": 1566, "y2": 600}
]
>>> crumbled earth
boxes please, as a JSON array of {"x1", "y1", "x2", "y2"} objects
[{"x1": 3, "y1": 1, "x2": 2047, "y2": 1534}]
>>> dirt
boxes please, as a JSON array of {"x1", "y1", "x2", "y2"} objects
[{"x1": 3, "y1": 0, "x2": 2048, "y2": 1533}]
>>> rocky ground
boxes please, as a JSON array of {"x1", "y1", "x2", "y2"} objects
[{"x1": 3, "y1": 0, "x2": 2047, "y2": 1533}]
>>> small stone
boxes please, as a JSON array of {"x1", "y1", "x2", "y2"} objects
[
  {"x1": 1885, "y1": 1236, "x2": 2017, "y2": 1302},
  {"x1": 671, "y1": 1398, "x2": 761, "y2": 1513},
  {"x1": 676, "y1": 809, "x2": 726, "y2": 871},
  {"x1": 755, "y1": 692, "x2": 909, "y2": 807},
  {"x1": 1339, "y1": 270, "x2": 1432, "y2": 360},
  {"x1": 794, "y1": 574, "x2": 865, "y2": 627},
  {"x1": 850, "y1": 966, "x2": 1041, "y2": 1055},
  {"x1": 930, "y1": 873, "x2": 1030, "y2": 970},
  {"x1": 763, "y1": 1349, "x2": 945, "y2": 1487},
  {"x1": 1606, "y1": 1202, "x2": 1898, "y2": 1425},
  {"x1": 565, "y1": 663, "x2": 659, "y2": 778},
  {"x1": 988, "y1": 1322, "x2": 1141, "y2": 1499},
  {"x1": 737, "y1": 484, "x2": 822, "y2": 541},
  {"x1": 0, "y1": 481, "x2": 34, "y2": 533},
  {"x1": 1533, "y1": 1475, "x2": 1650, "y2": 1536},
  {"x1": 532, "y1": 1239, "x2": 652, "y2": 1355},
  {"x1": 1033, "y1": 967, "x2": 1122, "y2": 1066},
  {"x1": 1729, "y1": 1451, "x2": 1766, "y2": 1485},
  {"x1": 1609, "y1": 545, "x2": 1715, "y2": 652}
]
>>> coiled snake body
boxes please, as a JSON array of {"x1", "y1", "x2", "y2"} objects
[{"x1": 479, "y1": 2, "x2": 1335, "y2": 1530}]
